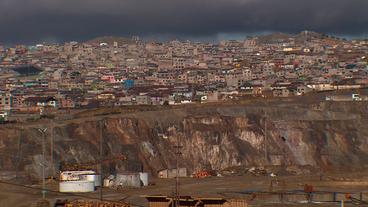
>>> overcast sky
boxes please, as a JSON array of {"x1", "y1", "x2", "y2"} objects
[{"x1": 0, "y1": 0, "x2": 367, "y2": 44}]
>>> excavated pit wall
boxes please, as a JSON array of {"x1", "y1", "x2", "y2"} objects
[{"x1": 0, "y1": 102, "x2": 368, "y2": 180}]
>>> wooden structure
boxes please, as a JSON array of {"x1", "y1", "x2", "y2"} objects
[
  {"x1": 57, "y1": 200, "x2": 130, "y2": 207},
  {"x1": 143, "y1": 196, "x2": 248, "y2": 207}
]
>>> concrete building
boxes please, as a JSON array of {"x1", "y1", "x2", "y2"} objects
[
  {"x1": 136, "y1": 95, "x2": 152, "y2": 105},
  {"x1": 0, "y1": 93, "x2": 12, "y2": 111},
  {"x1": 158, "y1": 168, "x2": 187, "y2": 179}
]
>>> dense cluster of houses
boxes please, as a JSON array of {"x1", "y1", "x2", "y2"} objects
[{"x1": 0, "y1": 31, "x2": 367, "y2": 114}]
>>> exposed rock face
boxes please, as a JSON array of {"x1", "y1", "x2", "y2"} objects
[{"x1": 1, "y1": 102, "x2": 368, "y2": 180}]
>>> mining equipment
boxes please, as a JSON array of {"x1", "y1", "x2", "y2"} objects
[{"x1": 193, "y1": 170, "x2": 210, "y2": 178}]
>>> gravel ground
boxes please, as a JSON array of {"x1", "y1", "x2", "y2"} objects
[{"x1": 1, "y1": 172, "x2": 367, "y2": 207}]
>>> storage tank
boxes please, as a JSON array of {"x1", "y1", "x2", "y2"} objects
[
  {"x1": 60, "y1": 170, "x2": 96, "y2": 182},
  {"x1": 81, "y1": 174, "x2": 101, "y2": 187},
  {"x1": 81, "y1": 174, "x2": 95, "y2": 182},
  {"x1": 115, "y1": 173, "x2": 141, "y2": 188},
  {"x1": 59, "y1": 181, "x2": 95, "y2": 193},
  {"x1": 104, "y1": 178, "x2": 113, "y2": 187},
  {"x1": 94, "y1": 174, "x2": 101, "y2": 187},
  {"x1": 139, "y1": 172, "x2": 149, "y2": 186}
]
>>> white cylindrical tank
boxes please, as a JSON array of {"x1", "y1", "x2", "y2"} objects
[
  {"x1": 139, "y1": 172, "x2": 149, "y2": 186},
  {"x1": 94, "y1": 174, "x2": 101, "y2": 187},
  {"x1": 81, "y1": 174, "x2": 101, "y2": 187},
  {"x1": 116, "y1": 173, "x2": 141, "y2": 188},
  {"x1": 103, "y1": 178, "x2": 111, "y2": 187},
  {"x1": 78, "y1": 174, "x2": 101, "y2": 187},
  {"x1": 59, "y1": 181, "x2": 95, "y2": 193},
  {"x1": 82, "y1": 174, "x2": 95, "y2": 182}
]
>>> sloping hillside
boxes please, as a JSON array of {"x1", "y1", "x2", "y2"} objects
[{"x1": 0, "y1": 101, "x2": 367, "y2": 180}]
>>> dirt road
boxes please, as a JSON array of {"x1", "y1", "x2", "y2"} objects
[{"x1": 1, "y1": 172, "x2": 367, "y2": 207}]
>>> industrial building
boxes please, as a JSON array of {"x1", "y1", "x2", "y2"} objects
[
  {"x1": 158, "y1": 168, "x2": 187, "y2": 179},
  {"x1": 104, "y1": 172, "x2": 149, "y2": 188}
]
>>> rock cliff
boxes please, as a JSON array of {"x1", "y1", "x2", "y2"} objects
[{"x1": 1, "y1": 101, "x2": 368, "y2": 180}]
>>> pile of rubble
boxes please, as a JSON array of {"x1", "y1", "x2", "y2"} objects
[{"x1": 219, "y1": 165, "x2": 318, "y2": 177}]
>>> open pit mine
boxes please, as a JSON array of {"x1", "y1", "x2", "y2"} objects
[{"x1": 0, "y1": 101, "x2": 367, "y2": 180}]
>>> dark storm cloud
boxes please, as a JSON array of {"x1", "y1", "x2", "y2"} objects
[{"x1": 0, "y1": 0, "x2": 367, "y2": 44}]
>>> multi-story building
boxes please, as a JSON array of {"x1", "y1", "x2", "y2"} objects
[{"x1": 0, "y1": 93, "x2": 12, "y2": 112}]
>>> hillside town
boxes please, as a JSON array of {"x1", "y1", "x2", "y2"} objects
[{"x1": 0, "y1": 31, "x2": 368, "y2": 116}]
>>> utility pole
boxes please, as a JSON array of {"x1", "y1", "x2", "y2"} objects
[
  {"x1": 174, "y1": 134, "x2": 182, "y2": 207},
  {"x1": 264, "y1": 111, "x2": 268, "y2": 164},
  {"x1": 38, "y1": 128, "x2": 47, "y2": 200},
  {"x1": 50, "y1": 121, "x2": 54, "y2": 180},
  {"x1": 319, "y1": 140, "x2": 329, "y2": 181},
  {"x1": 16, "y1": 128, "x2": 23, "y2": 181},
  {"x1": 99, "y1": 120, "x2": 104, "y2": 201}
]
